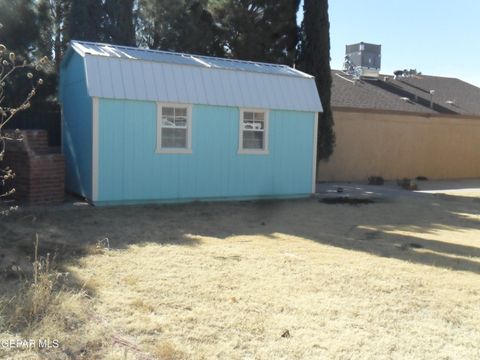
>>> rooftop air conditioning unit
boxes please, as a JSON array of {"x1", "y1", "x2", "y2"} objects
[{"x1": 343, "y1": 42, "x2": 381, "y2": 79}]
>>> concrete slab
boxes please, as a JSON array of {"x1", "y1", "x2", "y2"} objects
[
  {"x1": 316, "y1": 180, "x2": 480, "y2": 200},
  {"x1": 415, "y1": 180, "x2": 480, "y2": 198}
]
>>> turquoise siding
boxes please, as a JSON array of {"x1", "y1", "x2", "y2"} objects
[
  {"x1": 60, "y1": 52, "x2": 93, "y2": 198},
  {"x1": 97, "y1": 99, "x2": 314, "y2": 203}
]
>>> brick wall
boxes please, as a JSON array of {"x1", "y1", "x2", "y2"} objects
[{"x1": 2, "y1": 130, "x2": 65, "y2": 204}]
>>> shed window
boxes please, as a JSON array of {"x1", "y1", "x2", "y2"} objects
[
  {"x1": 157, "y1": 104, "x2": 192, "y2": 153},
  {"x1": 238, "y1": 109, "x2": 269, "y2": 154}
]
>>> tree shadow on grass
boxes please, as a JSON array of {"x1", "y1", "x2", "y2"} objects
[
  {"x1": 1, "y1": 191, "x2": 478, "y2": 360},
  {"x1": 339, "y1": 227, "x2": 480, "y2": 274},
  {"x1": 1, "y1": 191, "x2": 480, "y2": 280}
]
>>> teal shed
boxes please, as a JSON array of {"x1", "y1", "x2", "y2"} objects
[{"x1": 59, "y1": 41, "x2": 322, "y2": 205}]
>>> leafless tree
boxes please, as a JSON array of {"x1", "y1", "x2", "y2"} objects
[{"x1": 0, "y1": 24, "x2": 47, "y2": 215}]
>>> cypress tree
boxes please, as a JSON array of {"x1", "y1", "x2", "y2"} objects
[
  {"x1": 37, "y1": 0, "x2": 70, "y2": 72},
  {"x1": 212, "y1": 0, "x2": 300, "y2": 65},
  {"x1": 0, "y1": 0, "x2": 41, "y2": 106},
  {"x1": 0, "y1": 0, "x2": 39, "y2": 60},
  {"x1": 138, "y1": 0, "x2": 224, "y2": 56},
  {"x1": 66, "y1": 0, "x2": 106, "y2": 42},
  {"x1": 105, "y1": 0, "x2": 136, "y2": 46},
  {"x1": 298, "y1": 0, "x2": 335, "y2": 161}
]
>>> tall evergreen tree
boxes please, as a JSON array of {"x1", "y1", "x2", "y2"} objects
[
  {"x1": 212, "y1": 0, "x2": 300, "y2": 65},
  {"x1": 138, "y1": 0, "x2": 224, "y2": 56},
  {"x1": 0, "y1": 0, "x2": 43, "y2": 106},
  {"x1": 34, "y1": 0, "x2": 72, "y2": 103},
  {"x1": 0, "y1": 0, "x2": 39, "y2": 60},
  {"x1": 66, "y1": 0, "x2": 106, "y2": 42},
  {"x1": 105, "y1": 0, "x2": 136, "y2": 46},
  {"x1": 37, "y1": 0, "x2": 71, "y2": 72},
  {"x1": 298, "y1": 0, "x2": 335, "y2": 161}
]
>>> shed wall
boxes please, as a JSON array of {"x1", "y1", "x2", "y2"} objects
[
  {"x1": 96, "y1": 99, "x2": 315, "y2": 203},
  {"x1": 60, "y1": 53, "x2": 93, "y2": 198}
]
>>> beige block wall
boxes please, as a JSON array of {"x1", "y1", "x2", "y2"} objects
[{"x1": 317, "y1": 108, "x2": 480, "y2": 181}]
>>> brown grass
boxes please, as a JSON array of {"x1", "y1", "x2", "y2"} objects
[
  {"x1": 1, "y1": 190, "x2": 480, "y2": 359},
  {"x1": 4, "y1": 236, "x2": 61, "y2": 331},
  {"x1": 152, "y1": 341, "x2": 187, "y2": 360}
]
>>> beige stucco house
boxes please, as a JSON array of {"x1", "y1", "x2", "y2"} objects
[{"x1": 319, "y1": 69, "x2": 480, "y2": 181}]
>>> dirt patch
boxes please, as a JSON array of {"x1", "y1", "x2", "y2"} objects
[{"x1": 320, "y1": 196, "x2": 375, "y2": 205}]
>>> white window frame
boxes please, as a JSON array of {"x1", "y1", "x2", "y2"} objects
[
  {"x1": 156, "y1": 103, "x2": 192, "y2": 154},
  {"x1": 238, "y1": 108, "x2": 269, "y2": 155}
]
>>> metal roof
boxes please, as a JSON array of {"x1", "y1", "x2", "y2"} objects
[{"x1": 66, "y1": 40, "x2": 323, "y2": 112}]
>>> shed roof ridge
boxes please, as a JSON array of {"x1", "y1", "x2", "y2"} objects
[
  {"x1": 70, "y1": 40, "x2": 312, "y2": 78},
  {"x1": 83, "y1": 52, "x2": 316, "y2": 81}
]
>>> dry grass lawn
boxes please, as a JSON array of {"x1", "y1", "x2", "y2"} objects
[{"x1": 1, "y1": 188, "x2": 480, "y2": 359}]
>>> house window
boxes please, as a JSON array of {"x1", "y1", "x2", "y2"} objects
[
  {"x1": 238, "y1": 109, "x2": 269, "y2": 154},
  {"x1": 157, "y1": 104, "x2": 192, "y2": 153}
]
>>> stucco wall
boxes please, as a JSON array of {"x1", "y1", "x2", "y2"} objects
[{"x1": 317, "y1": 108, "x2": 480, "y2": 181}]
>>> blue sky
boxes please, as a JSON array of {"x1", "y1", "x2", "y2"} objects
[{"x1": 298, "y1": 0, "x2": 480, "y2": 87}]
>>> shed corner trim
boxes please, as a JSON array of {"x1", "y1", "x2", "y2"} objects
[
  {"x1": 312, "y1": 112, "x2": 319, "y2": 194},
  {"x1": 92, "y1": 97, "x2": 99, "y2": 202}
]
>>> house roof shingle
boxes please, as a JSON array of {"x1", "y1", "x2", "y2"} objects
[{"x1": 331, "y1": 70, "x2": 480, "y2": 116}]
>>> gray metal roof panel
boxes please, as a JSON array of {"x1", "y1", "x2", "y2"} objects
[
  {"x1": 70, "y1": 40, "x2": 312, "y2": 79},
  {"x1": 76, "y1": 43, "x2": 322, "y2": 112}
]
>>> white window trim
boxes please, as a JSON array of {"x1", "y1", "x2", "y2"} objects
[
  {"x1": 238, "y1": 108, "x2": 269, "y2": 155},
  {"x1": 156, "y1": 102, "x2": 192, "y2": 154}
]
